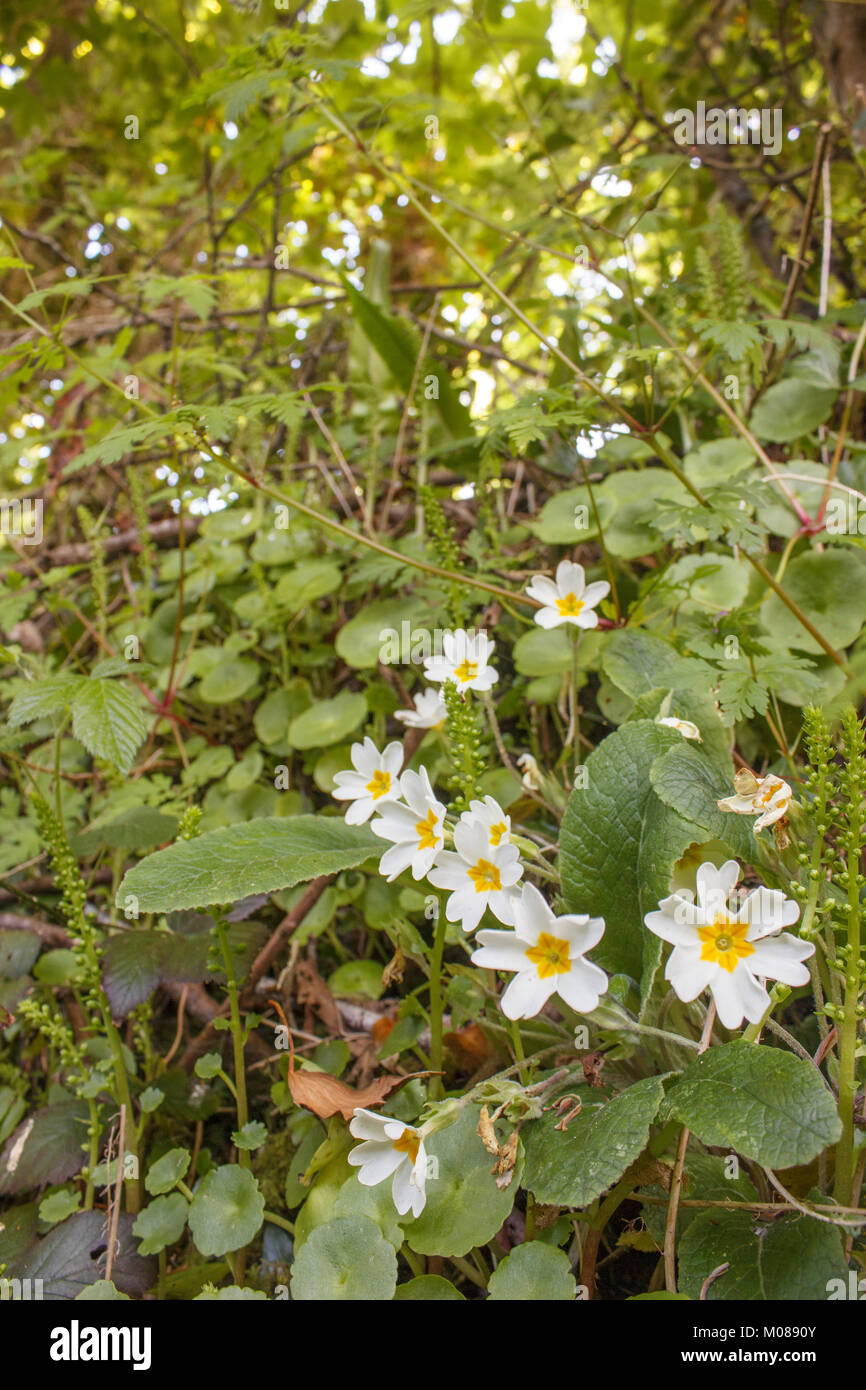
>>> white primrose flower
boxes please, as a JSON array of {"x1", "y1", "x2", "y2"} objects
[
  {"x1": 423, "y1": 629, "x2": 498, "y2": 694},
  {"x1": 517, "y1": 753, "x2": 543, "y2": 790},
  {"x1": 428, "y1": 819, "x2": 523, "y2": 932},
  {"x1": 394, "y1": 688, "x2": 447, "y2": 729},
  {"x1": 471, "y1": 883, "x2": 608, "y2": 1020},
  {"x1": 525, "y1": 559, "x2": 610, "y2": 630},
  {"x1": 370, "y1": 768, "x2": 446, "y2": 881},
  {"x1": 656, "y1": 715, "x2": 702, "y2": 741},
  {"x1": 717, "y1": 769, "x2": 792, "y2": 834},
  {"x1": 459, "y1": 794, "x2": 512, "y2": 849},
  {"x1": 643, "y1": 860, "x2": 814, "y2": 1030},
  {"x1": 331, "y1": 737, "x2": 404, "y2": 824},
  {"x1": 348, "y1": 1108, "x2": 428, "y2": 1218}
]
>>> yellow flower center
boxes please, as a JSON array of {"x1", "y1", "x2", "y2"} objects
[
  {"x1": 454, "y1": 658, "x2": 478, "y2": 684},
  {"x1": 366, "y1": 769, "x2": 392, "y2": 799},
  {"x1": 489, "y1": 821, "x2": 508, "y2": 846},
  {"x1": 467, "y1": 857, "x2": 502, "y2": 893},
  {"x1": 393, "y1": 1128, "x2": 421, "y2": 1164},
  {"x1": 697, "y1": 914, "x2": 755, "y2": 973},
  {"x1": 525, "y1": 932, "x2": 571, "y2": 979},
  {"x1": 415, "y1": 808, "x2": 439, "y2": 852},
  {"x1": 556, "y1": 592, "x2": 584, "y2": 617}
]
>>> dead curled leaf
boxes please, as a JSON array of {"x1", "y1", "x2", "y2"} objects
[
  {"x1": 381, "y1": 946, "x2": 405, "y2": 988},
  {"x1": 478, "y1": 1104, "x2": 499, "y2": 1156},
  {"x1": 477, "y1": 1105, "x2": 520, "y2": 1189},
  {"x1": 492, "y1": 1132, "x2": 520, "y2": 1189},
  {"x1": 547, "y1": 1093, "x2": 583, "y2": 1132},
  {"x1": 285, "y1": 1030, "x2": 435, "y2": 1121}
]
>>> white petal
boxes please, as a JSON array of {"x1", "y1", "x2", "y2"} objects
[
  {"x1": 581, "y1": 581, "x2": 610, "y2": 609},
  {"x1": 349, "y1": 1108, "x2": 391, "y2": 1140},
  {"x1": 471, "y1": 930, "x2": 530, "y2": 971},
  {"x1": 644, "y1": 902, "x2": 701, "y2": 947},
  {"x1": 453, "y1": 819, "x2": 489, "y2": 863},
  {"x1": 488, "y1": 887, "x2": 520, "y2": 925},
  {"x1": 447, "y1": 887, "x2": 486, "y2": 931},
  {"x1": 695, "y1": 860, "x2": 740, "y2": 915},
  {"x1": 500, "y1": 970, "x2": 557, "y2": 1019},
  {"x1": 739, "y1": 888, "x2": 800, "y2": 937},
  {"x1": 533, "y1": 606, "x2": 563, "y2": 629},
  {"x1": 427, "y1": 852, "x2": 466, "y2": 889},
  {"x1": 749, "y1": 934, "x2": 813, "y2": 985},
  {"x1": 664, "y1": 950, "x2": 716, "y2": 1002},
  {"x1": 512, "y1": 882, "x2": 553, "y2": 943},
  {"x1": 392, "y1": 1157, "x2": 425, "y2": 1217},
  {"x1": 556, "y1": 958, "x2": 608, "y2": 1013},
  {"x1": 559, "y1": 913, "x2": 606, "y2": 955},
  {"x1": 331, "y1": 771, "x2": 368, "y2": 799},
  {"x1": 555, "y1": 559, "x2": 586, "y2": 596},
  {"x1": 709, "y1": 967, "x2": 765, "y2": 1029},
  {"x1": 352, "y1": 1145, "x2": 404, "y2": 1186},
  {"x1": 379, "y1": 841, "x2": 418, "y2": 881},
  {"x1": 526, "y1": 575, "x2": 561, "y2": 605}
]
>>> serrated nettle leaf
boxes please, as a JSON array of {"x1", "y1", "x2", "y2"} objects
[
  {"x1": 101, "y1": 930, "x2": 211, "y2": 1018},
  {"x1": 664, "y1": 1042, "x2": 842, "y2": 1168},
  {"x1": 6, "y1": 674, "x2": 84, "y2": 726},
  {"x1": 71, "y1": 679, "x2": 147, "y2": 773},
  {"x1": 116, "y1": 815, "x2": 378, "y2": 912},
  {"x1": 559, "y1": 721, "x2": 701, "y2": 982},
  {"x1": 522, "y1": 1074, "x2": 668, "y2": 1209}
]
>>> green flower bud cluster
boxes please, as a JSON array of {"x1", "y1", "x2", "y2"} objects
[
  {"x1": 442, "y1": 679, "x2": 486, "y2": 812},
  {"x1": 16, "y1": 995, "x2": 86, "y2": 1080}
]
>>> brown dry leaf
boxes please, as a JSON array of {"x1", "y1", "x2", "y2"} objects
[
  {"x1": 581, "y1": 1050, "x2": 606, "y2": 1088},
  {"x1": 477, "y1": 1104, "x2": 499, "y2": 1156},
  {"x1": 287, "y1": 1062, "x2": 434, "y2": 1121},
  {"x1": 492, "y1": 1131, "x2": 520, "y2": 1190},
  {"x1": 533, "y1": 1203, "x2": 563, "y2": 1231},
  {"x1": 381, "y1": 946, "x2": 405, "y2": 988},
  {"x1": 371, "y1": 1015, "x2": 397, "y2": 1046},
  {"x1": 286, "y1": 1032, "x2": 434, "y2": 1121},
  {"x1": 444, "y1": 1022, "x2": 489, "y2": 1069}
]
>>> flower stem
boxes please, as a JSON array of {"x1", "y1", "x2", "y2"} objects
[
  {"x1": 834, "y1": 837, "x2": 862, "y2": 1206},
  {"x1": 664, "y1": 1002, "x2": 716, "y2": 1292},
  {"x1": 213, "y1": 909, "x2": 250, "y2": 1168},
  {"x1": 509, "y1": 1019, "x2": 528, "y2": 1084},
  {"x1": 428, "y1": 904, "x2": 449, "y2": 1101}
]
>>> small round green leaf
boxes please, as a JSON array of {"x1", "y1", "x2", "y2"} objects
[
  {"x1": 394, "y1": 1274, "x2": 465, "y2": 1300},
  {"x1": 406, "y1": 1105, "x2": 521, "y2": 1257},
  {"x1": 133, "y1": 1193, "x2": 189, "y2": 1255},
  {"x1": 487, "y1": 1242, "x2": 576, "y2": 1300},
  {"x1": 290, "y1": 1216, "x2": 397, "y2": 1300},
  {"x1": 288, "y1": 692, "x2": 367, "y2": 749},
  {"x1": 188, "y1": 1164, "x2": 265, "y2": 1256},
  {"x1": 145, "y1": 1147, "x2": 191, "y2": 1196}
]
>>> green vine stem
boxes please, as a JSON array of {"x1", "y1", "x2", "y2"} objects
[{"x1": 212, "y1": 906, "x2": 251, "y2": 1167}]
